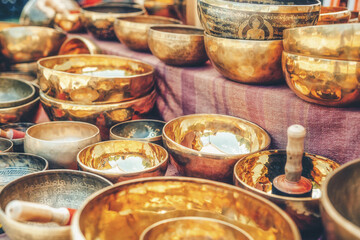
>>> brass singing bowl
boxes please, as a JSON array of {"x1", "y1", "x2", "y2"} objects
[
  {"x1": 0, "y1": 122, "x2": 34, "y2": 152},
  {"x1": 204, "y1": 33, "x2": 283, "y2": 84},
  {"x1": 282, "y1": 51, "x2": 360, "y2": 107},
  {"x1": 198, "y1": 0, "x2": 320, "y2": 40},
  {"x1": 38, "y1": 54, "x2": 154, "y2": 104},
  {"x1": 162, "y1": 114, "x2": 271, "y2": 182},
  {"x1": 54, "y1": 11, "x2": 84, "y2": 33},
  {"x1": 283, "y1": 23, "x2": 360, "y2": 61},
  {"x1": 114, "y1": 16, "x2": 181, "y2": 52},
  {"x1": 234, "y1": 150, "x2": 339, "y2": 238},
  {"x1": 140, "y1": 216, "x2": 253, "y2": 240},
  {"x1": 0, "y1": 78, "x2": 35, "y2": 108},
  {"x1": 148, "y1": 25, "x2": 208, "y2": 66},
  {"x1": 0, "y1": 170, "x2": 112, "y2": 240},
  {"x1": 321, "y1": 158, "x2": 360, "y2": 240},
  {"x1": 0, "y1": 26, "x2": 66, "y2": 63},
  {"x1": 318, "y1": 6, "x2": 351, "y2": 25},
  {"x1": 58, "y1": 36, "x2": 102, "y2": 55},
  {"x1": 0, "y1": 138, "x2": 13, "y2": 153},
  {"x1": 24, "y1": 121, "x2": 101, "y2": 169}
]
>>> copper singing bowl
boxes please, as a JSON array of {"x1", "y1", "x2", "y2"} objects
[
  {"x1": 0, "y1": 78, "x2": 35, "y2": 108},
  {"x1": 58, "y1": 36, "x2": 102, "y2": 55},
  {"x1": 234, "y1": 150, "x2": 339, "y2": 238},
  {"x1": 318, "y1": 6, "x2": 351, "y2": 25},
  {"x1": 283, "y1": 23, "x2": 360, "y2": 61},
  {"x1": 24, "y1": 121, "x2": 101, "y2": 169},
  {"x1": 204, "y1": 33, "x2": 283, "y2": 84},
  {"x1": 71, "y1": 177, "x2": 300, "y2": 240},
  {"x1": 0, "y1": 138, "x2": 13, "y2": 153},
  {"x1": 140, "y1": 217, "x2": 253, "y2": 240},
  {"x1": 282, "y1": 51, "x2": 360, "y2": 107},
  {"x1": 162, "y1": 114, "x2": 271, "y2": 182},
  {"x1": 0, "y1": 26, "x2": 66, "y2": 63},
  {"x1": 114, "y1": 16, "x2": 181, "y2": 52},
  {"x1": 148, "y1": 25, "x2": 208, "y2": 66},
  {"x1": 38, "y1": 54, "x2": 154, "y2": 104},
  {"x1": 321, "y1": 158, "x2": 360, "y2": 240},
  {"x1": 0, "y1": 170, "x2": 112, "y2": 240},
  {"x1": 197, "y1": 0, "x2": 320, "y2": 40},
  {"x1": 54, "y1": 11, "x2": 84, "y2": 33}
]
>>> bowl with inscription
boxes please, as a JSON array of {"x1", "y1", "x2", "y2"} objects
[
  {"x1": 0, "y1": 123, "x2": 35, "y2": 152},
  {"x1": 0, "y1": 138, "x2": 13, "y2": 153},
  {"x1": 318, "y1": 6, "x2": 351, "y2": 25},
  {"x1": 0, "y1": 78, "x2": 35, "y2": 108}
]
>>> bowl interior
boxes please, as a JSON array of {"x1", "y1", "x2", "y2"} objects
[
  {"x1": 121, "y1": 16, "x2": 180, "y2": 24},
  {"x1": 83, "y1": 6, "x2": 143, "y2": 14},
  {"x1": 151, "y1": 26, "x2": 203, "y2": 35},
  {"x1": 111, "y1": 120, "x2": 165, "y2": 140},
  {"x1": 0, "y1": 138, "x2": 12, "y2": 151},
  {"x1": 0, "y1": 78, "x2": 34, "y2": 107}
]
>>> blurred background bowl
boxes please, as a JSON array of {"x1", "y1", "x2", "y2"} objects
[
  {"x1": 58, "y1": 36, "x2": 102, "y2": 55},
  {"x1": 350, "y1": 11, "x2": 359, "y2": 23},
  {"x1": 10, "y1": 62, "x2": 38, "y2": 76},
  {"x1": 0, "y1": 138, "x2": 13, "y2": 153},
  {"x1": 0, "y1": 78, "x2": 35, "y2": 108},
  {"x1": 54, "y1": 10, "x2": 84, "y2": 33},
  {"x1": 318, "y1": 6, "x2": 351, "y2": 25},
  {"x1": 0, "y1": 72, "x2": 37, "y2": 84},
  {"x1": 0, "y1": 123, "x2": 35, "y2": 152},
  {"x1": 162, "y1": 114, "x2": 271, "y2": 182},
  {"x1": 0, "y1": 170, "x2": 112, "y2": 240},
  {"x1": 144, "y1": 0, "x2": 186, "y2": 23}
]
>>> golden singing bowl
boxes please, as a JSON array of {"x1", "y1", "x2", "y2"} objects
[
  {"x1": 54, "y1": 11, "x2": 84, "y2": 33},
  {"x1": 71, "y1": 177, "x2": 301, "y2": 240},
  {"x1": 0, "y1": 138, "x2": 13, "y2": 153},
  {"x1": 162, "y1": 114, "x2": 271, "y2": 182},
  {"x1": 204, "y1": 33, "x2": 283, "y2": 84},
  {"x1": 58, "y1": 36, "x2": 102, "y2": 55},
  {"x1": 24, "y1": 121, "x2": 101, "y2": 169},
  {"x1": 318, "y1": 6, "x2": 351, "y2": 25},
  {"x1": 0, "y1": 78, "x2": 35, "y2": 108},
  {"x1": 198, "y1": 0, "x2": 320, "y2": 40},
  {"x1": 0, "y1": 170, "x2": 112, "y2": 240},
  {"x1": 114, "y1": 15, "x2": 181, "y2": 52},
  {"x1": 77, "y1": 140, "x2": 169, "y2": 183},
  {"x1": 140, "y1": 216, "x2": 253, "y2": 240},
  {"x1": 144, "y1": 0, "x2": 186, "y2": 22},
  {"x1": 0, "y1": 26, "x2": 66, "y2": 63},
  {"x1": 321, "y1": 158, "x2": 360, "y2": 240},
  {"x1": 38, "y1": 54, "x2": 154, "y2": 103},
  {"x1": 282, "y1": 51, "x2": 360, "y2": 107},
  {"x1": 234, "y1": 150, "x2": 339, "y2": 238},
  {"x1": 148, "y1": 25, "x2": 208, "y2": 66}
]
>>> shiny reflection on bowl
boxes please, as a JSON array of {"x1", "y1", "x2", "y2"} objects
[
  {"x1": 58, "y1": 36, "x2": 102, "y2": 55},
  {"x1": 0, "y1": 138, "x2": 13, "y2": 152},
  {"x1": 0, "y1": 78, "x2": 35, "y2": 108}
]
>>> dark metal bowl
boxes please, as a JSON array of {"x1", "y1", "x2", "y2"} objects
[{"x1": 0, "y1": 78, "x2": 35, "y2": 108}]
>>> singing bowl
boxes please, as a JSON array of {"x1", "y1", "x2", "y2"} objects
[
  {"x1": 38, "y1": 54, "x2": 154, "y2": 104},
  {"x1": 234, "y1": 150, "x2": 339, "y2": 238},
  {"x1": 58, "y1": 36, "x2": 102, "y2": 55},
  {"x1": 0, "y1": 170, "x2": 112, "y2": 240},
  {"x1": 318, "y1": 6, "x2": 351, "y2": 25},
  {"x1": 0, "y1": 138, "x2": 13, "y2": 153},
  {"x1": 0, "y1": 26, "x2": 66, "y2": 63},
  {"x1": 162, "y1": 114, "x2": 271, "y2": 182},
  {"x1": 0, "y1": 122, "x2": 34, "y2": 152},
  {"x1": 204, "y1": 33, "x2": 283, "y2": 84},
  {"x1": 321, "y1": 158, "x2": 360, "y2": 240},
  {"x1": 77, "y1": 140, "x2": 169, "y2": 183},
  {"x1": 139, "y1": 217, "x2": 253, "y2": 240},
  {"x1": 54, "y1": 11, "x2": 84, "y2": 33},
  {"x1": 24, "y1": 121, "x2": 101, "y2": 169},
  {"x1": 0, "y1": 78, "x2": 35, "y2": 108},
  {"x1": 282, "y1": 51, "x2": 360, "y2": 107},
  {"x1": 148, "y1": 25, "x2": 208, "y2": 66},
  {"x1": 144, "y1": 0, "x2": 186, "y2": 22},
  {"x1": 197, "y1": 0, "x2": 320, "y2": 40},
  {"x1": 114, "y1": 16, "x2": 182, "y2": 51}
]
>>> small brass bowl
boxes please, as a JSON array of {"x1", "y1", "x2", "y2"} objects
[
  {"x1": 204, "y1": 33, "x2": 283, "y2": 84},
  {"x1": 24, "y1": 121, "x2": 101, "y2": 169},
  {"x1": 321, "y1": 158, "x2": 360, "y2": 240},
  {"x1": 114, "y1": 16, "x2": 182, "y2": 52},
  {"x1": 38, "y1": 54, "x2": 154, "y2": 103},
  {"x1": 0, "y1": 138, "x2": 13, "y2": 152},
  {"x1": 282, "y1": 51, "x2": 360, "y2": 107},
  {"x1": 0, "y1": 26, "x2": 66, "y2": 63},
  {"x1": 1, "y1": 122, "x2": 34, "y2": 152},
  {"x1": 54, "y1": 11, "x2": 84, "y2": 33},
  {"x1": 318, "y1": 6, "x2": 351, "y2": 25},
  {"x1": 234, "y1": 150, "x2": 339, "y2": 238},
  {"x1": 77, "y1": 140, "x2": 169, "y2": 183},
  {"x1": 148, "y1": 25, "x2": 208, "y2": 66},
  {"x1": 140, "y1": 217, "x2": 253, "y2": 240},
  {"x1": 197, "y1": 0, "x2": 320, "y2": 40},
  {"x1": 58, "y1": 36, "x2": 102, "y2": 55},
  {"x1": 162, "y1": 114, "x2": 271, "y2": 182},
  {"x1": 0, "y1": 170, "x2": 112, "y2": 240},
  {"x1": 81, "y1": 3, "x2": 145, "y2": 40},
  {"x1": 0, "y1": 78, "x2": 35, "y2": 108}
]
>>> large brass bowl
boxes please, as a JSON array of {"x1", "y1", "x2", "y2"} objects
[
  {"x1": 234, "y1": 150, "x2": 339, "y2": 238},
  {"x1": 58, "y1": 36, "x2": 102, "y2": 55},
  {"x1": 204, "y1": 33, "x2": 283, "y2": 84},
  {"x1": 162, "y1": 114, "x2": 271, "y2": 182},
  {"x1": 0, "y1": 138, "x2": 13, "y2": 152},
  {"x1": 321, "y1": 158, "x2": 360, "y2": 240},
  {"x1": 318, "y1": 6, "x2": 351, "y2": 25},
  {"x1": 0, "y1": 78, "x2": 35, "y2": 108},
  {"x1": 71, "y1": 177, "x2": 301, "y2": 240},
  {"x1": 0, "y1": 170, "x2": 112, "y2": 240},
  {"x1": 197, "y1": 0, "x2": 320, "y2": 40},
  {"x1": 38, "y1": 54, "x2": 154, "y2": 104},
  {"x1": 0, "y1": 26, "x2": 66, "y2": 63},
  {"x1": 282, "y1": 51, "x2": 360, "y2": 107}
]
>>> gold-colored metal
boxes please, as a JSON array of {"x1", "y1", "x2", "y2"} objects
[
  {"x1": 24, "y1": 121, "x2": 101, "y2": 169},
  {"x1": 0, "y1": 94, "x2": 39, "y2": 124},
  {"x1": 0, "y1": 137, "x2": 13, "y2": 152},
  {"x1": 0, "y1": 170, "x2": 112, "y2": 240},
  {"x1": 0, "y1": 26, "x2": 66, "y2": 63},
  {"x1": 77, "y1": 140, "x2": 169, "y2": 183},
  {"x1": 10, "y1": 62, "x2": 38, "y2": 75},
  {"x1": 162, "y1": 114, "x2": 271, "y2": 182},
  {"x1": 350, "y1": 11, "x2": 359, "y2": 23},
  {"x1": 320, "y1": 158, "x2": 360, "y2": 240},
  {"x1": 0, "y1": 78, "x2": 35, "y2": 108},
  {"x1": 148, "y1": 25, "x2": 208, "y2": 66},
  {"x1": 204, "y1": 33, "x2": 283, "y2": 84},
  {"x1": 144, "y1": 0, "x2": 186, "y2": 23},
  {"x1": 0, "y1": 22, "x2": 21, "y2": 31},
  {"x1": 197, "y1": 0, "x2": 321, "y2": 40},
  {"x1": 114, "y1": 16, "x2": 182, "y2": 52},
  {"x1": 54, "y1": 11, "x2": 84, "y2": 33},
  {"x1": 58, "y1": 36, "x2": 102, "y2": 55},
  {"x1": 318, "y1": 6, "x2": 351, "y2": 25},
  {"x1": 140, "y1": 217, "x2": 253, "y2": 240},
  {"x1": 38, "y1": 54, "x2": 154, "y2": 103},
  {"x1": 282, "y1": 51, "x2": 360, "y2": 107},
  {"x1": 234, "y1": 150, "x2": 339, "y2": 238}
]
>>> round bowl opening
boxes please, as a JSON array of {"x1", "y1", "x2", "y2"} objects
[
  {"x1": 110, "y1": 120, "x2": 165, "y2": 141},
  {"x1": 0, "y1": 78, "x2": 35, "y2": 108}
]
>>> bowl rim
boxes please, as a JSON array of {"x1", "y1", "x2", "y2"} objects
[
  {"x1": 58, "y1": 36, "x2": 102, "y2": 55},
  {"x1": 0, "y1": 77, "x2": 36, "y2": 108},
  {"x1": 0, "y1": 152, "x2": 49, "y2": 172},
  {"x1": 149, "y1": 24, "x2": 205, "y2": 39},
  {"x1": 115, "y1": 15, "x2": 182, "y2": 25},
  {"x1": 319, "y1": 6, "x2": 351, "y2": 16},
  {"x1": 0, "y1": 95, "x2": 39, "y2": 113},
  {"x1": 0, "y1": 26, "x2": 66, "y2": 35},
  {"x1": 81, "y1": 3, "x2": 145, "y2": 16},
  {"x1": 282, "y1": 50, "x2": 360, "y2": 64},
  {"x1": 204, "y1": 31, "x2": 284, "y2": 43},
  {"x1": 283, "y1": 22, "x2": 357, "y2": 37},
  {"x1": 0, "y1": 137, "x2": 13, "y2": 152}
]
